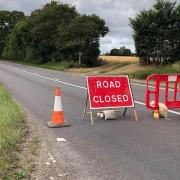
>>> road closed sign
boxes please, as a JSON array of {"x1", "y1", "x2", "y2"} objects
[{"x1": 86, "y1": 76, "x2": 134, "y2": 109}]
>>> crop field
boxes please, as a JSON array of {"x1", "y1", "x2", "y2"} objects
[{"x1": 99, "y1": 56, "x2": 139, "y2": 64}]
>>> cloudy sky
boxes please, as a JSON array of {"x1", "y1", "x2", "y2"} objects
[{"x1": 0, "y1": 0, "x2": 179, "y2": 53}]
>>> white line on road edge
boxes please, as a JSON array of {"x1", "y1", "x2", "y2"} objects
[
  {"x1": 0, "y1": 63, "x2": 86, "y2": 90},
  {"x1": 134, "y1": 100, "x2": 146, "y2": 106},
  {"x1": 131, "y1": 82, "x2": 174, "y2": 92},
  {"x1": 168, "y1": 109, "x2": 180, "y2": 115},
  {"x1": 134, "y1": 100, "x2": 180, "y2": 115},
  {"x1": 0, "y1": 63, "x2": 179, "y2": 115},
  {"x1": 59, "y1": 173, "x2": 69, "y2": 177}
]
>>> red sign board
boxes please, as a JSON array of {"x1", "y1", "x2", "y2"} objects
[{"x1": 86, "y1": 76, "x2": 134, "y2": 109}]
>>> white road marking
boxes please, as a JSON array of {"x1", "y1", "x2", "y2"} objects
[
  {"x1": 168, "y1": 109, "x2": 180, "y2": 115},
  {"x1": 134, "y1": 100, "x2": 145, "y2": 106},
  {"x1": 57, "y1": 138, "x2": 67, "y2": 142},
  {"x1": 134, "y1": 100, "x2": 180, "y2": 115},
  {"x1": 45, "y1": 162, "x2": 50, "y2": 165},
  {"x1": 166, "y1": 118, "x2": 172, "y2": 121},
  {"x1": 0, "y1": 63, "x2": 179, "y2": 115},
  {"x1": 131, "y1": 82, "x2": 174, "y2": 92},
  {"x1": 59, "y1": 173, "x2": 69, "y2": 177},
  {"x1": 0, "y1": 63, "x2": 86, "y2": 89}
]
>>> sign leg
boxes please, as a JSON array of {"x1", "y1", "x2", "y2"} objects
[
  {"x1": 134, "y1": 108, "x2": 138, "y2": 121},
  {"x1": 123, "y1": 107, "x2": 127, "y2": 117},
  {"x1": 83, "y1": 108, "x2": 86, "y2": 121},
  {"x1": 83, "y1": 105, "x2": 87, "y2": 121},
  {"x1": 83, "y1": 92, "x2": 89, "y2": 121},
  {"x1": 90, "y1": 111, "x2": 94, "y2": 126}
]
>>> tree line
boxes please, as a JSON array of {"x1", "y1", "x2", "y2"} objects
[
  {"x1": 0, "y1": 1, "x2": 109, "y2": 66},
  {"x1": 130, "y1": 0, "x2": 180, "y2": 65},
  {"x1": 0, "y1": 0, "x2": 179, "y2": 67},
  {"x1": 107, "y1": 46, "x2": 132, "y2": 56}
]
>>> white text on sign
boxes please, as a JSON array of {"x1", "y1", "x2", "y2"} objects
[
  {"x1": 93, "y1": 95, "x2": 129, "y2": 103},
  {"x1": 96, "y1": 81, "x2": 121, "y2": 88}
]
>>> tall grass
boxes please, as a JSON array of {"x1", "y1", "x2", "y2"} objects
[
  {"x1": 0, "y1": 85, "x2": 24, "y2": 179},
  {"x1": 37, "y1": 61, "x2": 71, "y2": 71},
  {"x1": 130, "y1": 64, "x2": 180, "y2": 79}
]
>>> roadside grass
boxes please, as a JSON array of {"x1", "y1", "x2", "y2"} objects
[
  {"x1": 37, "y1": 62, "x2": 70, "y2": 71},
  {"x1": 6, "y1": 60, "x2": 71, "y2": 72},
  {"x1": 0, "y1": 85, "x2": 26, "y2": 179},
  {"x1": 130, "y1": 63, "x2": 180, "y2": 79}
]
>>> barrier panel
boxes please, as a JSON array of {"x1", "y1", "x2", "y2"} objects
[
  {"x1": 83, "y1": 75, "x2": 138, "y2": 125},
  {"x1": 146, "y1": 74, "x2": 180, "y2": 110}
]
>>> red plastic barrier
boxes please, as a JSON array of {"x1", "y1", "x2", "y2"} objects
[{"x1": 146, "y1": 74, "x2": 180, "y2": 110}]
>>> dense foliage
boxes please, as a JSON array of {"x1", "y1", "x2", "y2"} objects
[
  {"x1": 0, "y1": 11, "x2": 25, "y2": 56},
  {"x1": 1, "y1": 1, "x2": 109, "y2": 66},
  {"x1": 130, "y1": 0, "x2": 180, "y2": 65},
  {"x1": 109, "y1": 46, "x2": 132, "y2": 56}
]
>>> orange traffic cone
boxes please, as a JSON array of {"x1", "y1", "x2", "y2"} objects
[{"x1": 47, "y1": 87, "x2": 70, "y2": 128}]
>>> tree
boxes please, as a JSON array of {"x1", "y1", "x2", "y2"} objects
[
  {"x1": 2, "y1": 19, "x2": 30, "y2": 59},
  {"x1": 119, "y1": 46, "x2": 132, "y2": 56},
  {"x1": 0, "y1": 10, "x2": 25, "y2": 56},
  {"x1": 130, "y1": 0, "x2": 180, "y2": 65},
  {"x1": 110, "y1": 46, "x2": 132, "y2": 56},
  {"x1": 110, "y1": 48, "x2": 120, "y2": 56},
  {"x1": 27, "y1": 1, "x2": 79, "y2": 63},
  {"x1": 56, "y1": 15, "x2": 109, "y2": 66}
]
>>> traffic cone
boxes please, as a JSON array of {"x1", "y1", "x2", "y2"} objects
[
  {"x1": 47, "y1": 87, "x2": 70, "y2": 128},
  {"x1": 153, "y1": 110, "x2": 159, "y2": 119}
]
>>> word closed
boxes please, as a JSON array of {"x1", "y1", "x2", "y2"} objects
[{"x1": 86, "y1": 76, "x2": 134, "y2": 109}]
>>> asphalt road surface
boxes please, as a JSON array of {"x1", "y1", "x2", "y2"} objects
[{"x1": 0, "y1": 60, "x2": 180, "y2": 180}]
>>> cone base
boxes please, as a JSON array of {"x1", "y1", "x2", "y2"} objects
[{"x1": 47, "y1": 121, "x2": 71, "y2": 128}]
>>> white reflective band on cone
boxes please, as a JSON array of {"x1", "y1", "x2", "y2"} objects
[{"x1": 54, "y1": 96, "x2": 62, "y2": 111}]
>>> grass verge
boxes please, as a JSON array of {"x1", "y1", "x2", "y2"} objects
[
  {"x1": 0, "y1": 85, "x2": 26, "y2": 179},
  {"x1": 37, "y1": 62, "x2": 71, "y2": 71},
  {"x1": 130, "y1": 63, "x2": 180, "y2": 79},
  {"x1": 12, "y1": 60, "x2": 71, "y2": 72}
]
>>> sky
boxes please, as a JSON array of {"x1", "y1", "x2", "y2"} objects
[{"x1": 0, "y1": 0, "x2": 179, "y2": 53}]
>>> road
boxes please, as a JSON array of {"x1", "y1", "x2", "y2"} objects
[{"x1": 0, "y1": 60, "x2": 180, "y2": 180}]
